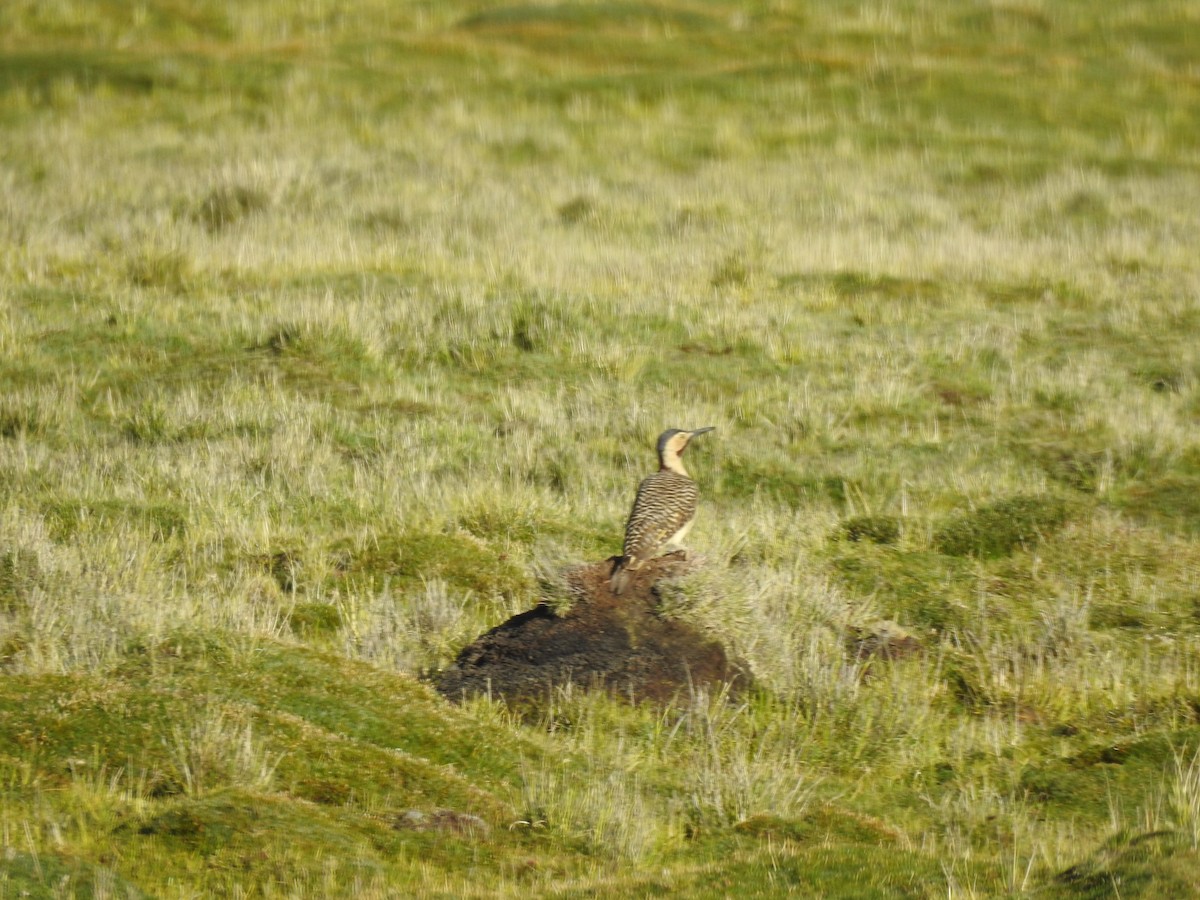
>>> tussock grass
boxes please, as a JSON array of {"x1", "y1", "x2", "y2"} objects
[
  {"x1": 165, "y1": 704, "x2": 283, "y2": 798},
  {"x1": 2, "y1": 0, "x2": 1200, "y2": 894}
]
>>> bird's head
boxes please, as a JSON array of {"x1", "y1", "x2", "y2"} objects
[{"x1": 657, "y1": 426, "x2": 715, "y2": 473}]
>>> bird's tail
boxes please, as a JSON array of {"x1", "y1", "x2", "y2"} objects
[{"x1": 610, "y1": 558, "x2": 632, "y2": 595}]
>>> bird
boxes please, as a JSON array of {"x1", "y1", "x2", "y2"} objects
[{"x1": 610, "y1": 427, "x2": 715, "y2": 595}]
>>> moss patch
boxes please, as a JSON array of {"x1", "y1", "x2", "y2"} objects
[{"x1": 334, "y1": 530, "x2": 530, "y2": 598}]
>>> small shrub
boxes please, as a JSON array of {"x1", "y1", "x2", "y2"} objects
[
  {"x1": 710, "y1": 253, "x2": 750, "y2": 288},
  {"x1": 1131, "y1": 361, "x2": 1184, "y2": 394},
  {"x1": 267, "y1": 550, "x2": 302, "y2": 593},
  {"x1": 121, "y1": 401, "x2": 173, "y2": 443},
  {"x1": 1024, "y1": 440, "x2": 1106, "y2": 492},
  {"x1": 0, "y1": 400, "x2": 44, "y2": 438},
  {"x1": 126, "y1": 248, "x2": 193, "y2": 291},
  {"x1": 839, "y1": 515, "x2": 901, "y2": 544},
  {"x1": 0, "y1": 547, "x2": 40, "y2": 613},
  {"x1": 509, "y1": 297, "x2": 580, "y2": 353},
  {"x1": 556, "y1": 196, "x2": 594, "y2": 225},
  {"x1": 289, "y1": 602, "x2": 342, "y2": 637},
  {"x1": 194, "y1": 184, "x2": 269, "y2": 232},
  {"x1": 934, "y1": 494, "x2": 1069, "y2": 558},
  {"x1": 258, "y1": 323, "x2": 305, "y2": 354}
]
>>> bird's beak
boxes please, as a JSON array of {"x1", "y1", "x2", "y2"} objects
[{"x1": 680, "y1": 427, "x2": 714, "y2": 453}]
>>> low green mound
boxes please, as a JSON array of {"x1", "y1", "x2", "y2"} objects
[
  {"x1": 0, "y1": 637, "x2": 990, "y2": 896},
  {"x1": 0, "y1": 641, "x2": 542, "y2": 894},
  {"x1": 934, "y1": 494, "x2": 1070, "y2": 558}
]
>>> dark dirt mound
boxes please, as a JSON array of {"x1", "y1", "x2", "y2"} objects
[{"x1": 436, "y1": 553, "x2": 748, "y2": 706}]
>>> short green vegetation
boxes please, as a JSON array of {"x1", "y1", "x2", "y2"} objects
[
  {"x1": 2, "y1": 0, "x2": 1199, "y2": 895},
  {"x1": 934, "y1": 494, "x2": 1071, "y2": 558}
]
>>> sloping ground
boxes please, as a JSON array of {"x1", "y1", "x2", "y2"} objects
[
  {"x1": 437, "y1": 554, "x2": 748, "y2": 705},
  {"x1": 1053, "y1": 837, "x2": 1200, "y2": 899},
  {"x1": 0, "y1": 641, "x2": 543, "y2": 895},
  {"x1": 0, "y1": 638, "x2": 987, "y2": 897}
]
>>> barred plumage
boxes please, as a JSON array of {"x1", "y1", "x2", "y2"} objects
[{"x1": 611, "y1": 427, "x2": 713, "y2": 595}]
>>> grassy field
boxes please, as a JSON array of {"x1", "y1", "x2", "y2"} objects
[{"x1": 2, "y1": 0, "x2": 1200, "y2": 895}]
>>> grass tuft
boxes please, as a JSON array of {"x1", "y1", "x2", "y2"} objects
[
  {"x1": 2, "y1": 0, "x2": 1200, "y2": 893},
  {"x1": 934, "y1": 495, "x2": 1070, "y2": 558},
  {"x1": 838, "y1": 514, "x2": 901, "y2": 545},
  {"x1": 193, "y1": 184, "x2": 269, "y2": 233}
]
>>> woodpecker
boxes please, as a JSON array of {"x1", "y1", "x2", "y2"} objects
[{"x1": 610, "y1": 427, "x2": 714, "y2": 595}]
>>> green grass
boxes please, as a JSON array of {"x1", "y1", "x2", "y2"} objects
[{"x1": 2, "y1": 0, "x2": 1200, "y2": 895}]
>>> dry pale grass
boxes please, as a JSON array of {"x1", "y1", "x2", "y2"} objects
[{"x1": 2, "y1": 0, "x2": 1200, "y2": 894}]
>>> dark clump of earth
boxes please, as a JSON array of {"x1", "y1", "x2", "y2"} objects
[{"x1": 436, "y1": 553, "x2": 748, "y2": 706}]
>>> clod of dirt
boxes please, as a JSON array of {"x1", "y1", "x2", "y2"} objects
[{"x1": 436, "y1": 553, "x2": 748, "y2": 706}]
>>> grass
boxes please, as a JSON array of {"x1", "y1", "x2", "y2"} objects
[{"x1": 2, "y1": 0, "x2": 1200, "y2": 895}]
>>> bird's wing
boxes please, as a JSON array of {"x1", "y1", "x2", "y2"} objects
[{"x1": 621, "y1": 473, "x2": 699, "y2": 564}]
